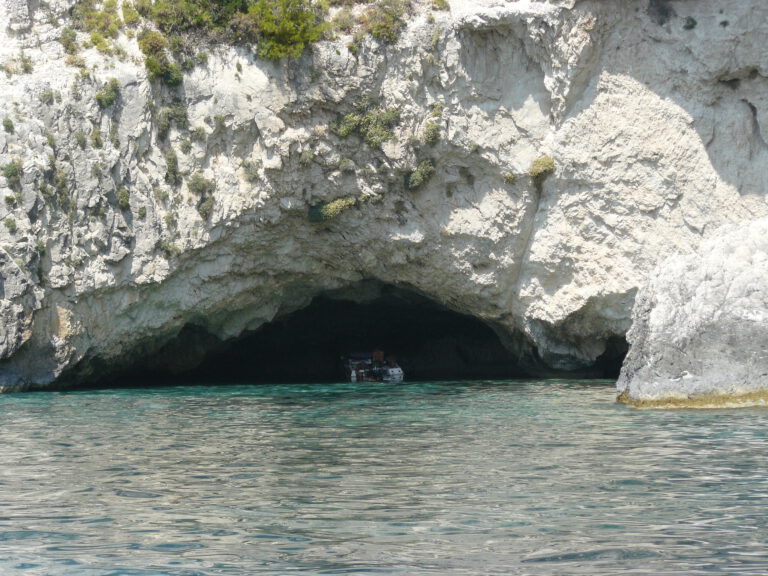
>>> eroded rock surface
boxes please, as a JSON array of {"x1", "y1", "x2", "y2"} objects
[
  {"x1": 617, "y1": 218, "x2": 768, "y2": 407},
  {"x1": 0, "y1": 0, "x2": 767, "y2": 390}
]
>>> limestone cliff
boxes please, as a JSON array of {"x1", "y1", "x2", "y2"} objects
[
  {"x1": 0, "y1": 0, "x2": 766, "y2": 390},
  {"x1": 617, "y1": 217, "x2": 768, "y2": 408}
]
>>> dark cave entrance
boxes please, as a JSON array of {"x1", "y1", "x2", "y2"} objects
[
  {"x1": 188, "y1": 285, "x2": 531, "y2": 383},
  {"x1": 102, "y1": 282, "x2": 626, "y2": 387}
]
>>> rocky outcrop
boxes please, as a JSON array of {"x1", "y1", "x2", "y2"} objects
[
  {"x1": 617, "y1": 217, "x2": 768, "y2": 408},
  {"x1": 0, "y1": 0, "x2": 767, "y2": 390}
]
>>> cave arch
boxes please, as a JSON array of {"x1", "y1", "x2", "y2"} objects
[
  {"x1": 90, "y1": 281, "x2": 626, "y2": 388},
  {"x1": 100, "y1": 282, "x2": 540, "y2": 386},
  {"x1": 185, "y1": 282, "x2": 531, "y2": 383}
]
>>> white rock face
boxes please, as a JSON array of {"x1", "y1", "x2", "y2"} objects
[
  {"x1": 617, "y1": 218, "x2": 768, "y2": 407},
  {"x1": 0, "y1": 0, "x2": 766, "y2": 390}
]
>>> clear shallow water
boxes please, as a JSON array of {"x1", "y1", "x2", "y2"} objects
[{"x1": 1, "y1": 380, "x2": 768, "y2": 576}]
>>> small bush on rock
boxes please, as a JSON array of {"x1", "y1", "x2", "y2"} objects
[
  {"x1": 332, "y1": 7, "x2": 355, "y2": 33},
  {"x1": 40, "y1": 89, "x2": 56, "y2": 106},
  {"x1": 298, "y1": 149, "x2": 314, "y2": 166},
  {"x1": 165, "y1": 148, "x2": 181, "y2": 185},
  {"x1": 156, "y1": 103, "x2": 188, "y2": 140},
  {"x1": 3, "y1": 160, "x2": 23, "y2": 190},
  {"x1": 190, "y1": 126, "x2": 207, "y2": 143},
  {"x1": 160, "y1": 239, "x2": 180, "y2": 257},
  {"x1": 361, "y1": 0, "x2": 408, "y2": 44},
  {"x1": 60, "y1": 27, "x2": 79, "y2": 54},
  {"x1": 335, "y1": 106, "x2": 400, "y2": 149},
  {"x1": 308, "y1": 196, "x2": 356, "y2": 222},
  {"x1": 73, "y1": 0, "x2": 122, "y2": 38},
  {"x1": 91, "y1": 128, "x2": 103, "y2": 148},
  {"x1": 188, "y1": 172, "x2": 215, "y2": 196},
  {"x1": 2, "y1": 118, "x2": 14, "y2": 134},
  {"x1": 336, "y1": 112, "x2": 363, "y2": 138},
  {"x1": 95, "y1": 77, "x2": 121, "y2": 108},
  {"x1": 197, "y1": 196, "x2": 214, "y2": 220},
  {"x1": 117, "y1": 187, "x2": 130, "y2": 210},
  {"x1": 529, "y1": 155, "x2": 555, "y2": 188},
  {"x1": 90, "y1": 31, "x2": 111, "y2": 53},
  {"x1": 188, "y1": 172, "x2": 216, "y2": 219},
  {"x1": 75, "y1": 131, "x2": 87, "y2": 149},
  {"x1": 406, "y1": 159, "x2": 435, "y2": 189},
  {"x1": 422, "y1": 121, "x2": 440, "y2": 146},
  {"x1": 18, "y1": 51, "x2": 33, "y2": 73},
  {"x1": 122, "y1": 1, "x2": 141, "y2": 26},
  {"x1": 249, "y1": 0, "x2": 326, "y2": 60},
  {"x1": 138, "y1": 29, "x2": 183, "y2": 85},
  {"x1": 138, "y1": 29, "x2": 166, "y2": 55}
]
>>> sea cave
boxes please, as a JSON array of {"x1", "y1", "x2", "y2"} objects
[{"x1": 96, "y1": 282, "x2": 626, "y2": 388}]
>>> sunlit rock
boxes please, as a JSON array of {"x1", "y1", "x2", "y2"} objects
[
  {"x1": 0, "y1": 0, "x2": 767, "y2": 389},
  {"x1": 618, "y1": 218, "x2": 768, "y2": 408}
]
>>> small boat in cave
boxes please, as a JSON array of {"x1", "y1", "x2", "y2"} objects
[{"x1": 342, "y1": 350, "x2": 404, "y2": 383}]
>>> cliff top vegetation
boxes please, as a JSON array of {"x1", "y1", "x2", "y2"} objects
[
  {"x1": 61, "y1": 0, "x2": 454, "y2": 87},
  {"x1": 67, "y1": 0, "x2": 445, "y2": 65}
]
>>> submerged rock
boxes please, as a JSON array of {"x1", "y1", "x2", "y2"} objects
[{"x1": 617, "y1": 218, "x2": 768, "y2": 408}]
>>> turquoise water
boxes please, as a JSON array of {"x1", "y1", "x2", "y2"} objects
[{"x1": 1, "y1": 380, "x2": 768, "y2": 575}]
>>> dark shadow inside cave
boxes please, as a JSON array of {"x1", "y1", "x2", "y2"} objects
[
  {"x1": 100, "y1": 283, "x2": 626, "y2": 388},
  {"x1": 186, "y1": 286, "x2": 529, "y2": 383}
]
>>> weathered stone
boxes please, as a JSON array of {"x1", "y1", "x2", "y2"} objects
[
  {"x1": 617, "y1": 217, "x2": 768, "y2": 408},
  {"x1": 0, "y1": 0, "x2": 766, "y2": 390}
]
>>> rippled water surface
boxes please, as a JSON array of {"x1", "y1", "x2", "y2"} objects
[{"x1": 2, "y1": 380, "x2": 768, "y2": 575}]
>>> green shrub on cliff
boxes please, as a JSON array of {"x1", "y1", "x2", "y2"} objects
[
  {"x1": 138, "y1": 29, "x2": 166, "y2": 55},
  {"x1": 138, "y1": 29, "x2": 183, "y2": 85},
  {"x1": 2, "y1": 160, "x2": 23, "y2": 190},
  {"x1": 70, "y1": 0, "x2": 329, "y2": 64},
  {"x1": 247, "y1": 0, "x2": 327, "y2": 60},
  {"x1": 308, "y1": 196, "x2": 356, "y2": 222},
  {"x1": 529, "y1": 155, "x2": 555, "y2": 188},
  {"x1": 165, "y1": 149, "x2": 181, "y2": 185},
  {"x1": 122, "y1": 1, "x2": 141, "y2": 26},
  {"x1": 331, "y1": 7, "x2": 355, "y2": 33},
  {"x1": 60, "y1": 27, "x2": 79, "y2": 54},
  {"x1": 406, "y1": 159, "x2": 435, "y2": 189},
  {"x1": 91, "y1": 128, "x2": 103, "y2": 148},
  {"x1": 335, "y1": 106, "x2": 401, "y2": 149},
  {"x1": 75, "y1": 131, "x2": 87, "y2": 149},
  {"x1": 361, "y1": 0, "x2": 408, "y2": 44},
  {"x1": 144, "y1": 0, "x2": 325, "y2": 59},
  {"x1": 95, "y1": 77, "x2": 121, "y2": 108},
  {"x1": 73, "y1": 0, "x2": 122, "y2": 38},
  {"x1": 198, "y1": 196, "x2": 214, "y2": 220},
  {"x1": 422, "y1": 121, "x2": 441, "y2": 146},
  {"x1": 188, "y1": 172, "x2": 215, "y2": 196},
  {"x1": 156, "y1": 103, "x2": 189, "y2": 140},
  {"x1": 117, "y1": 187, "x2": 130, "y2": 210}
]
